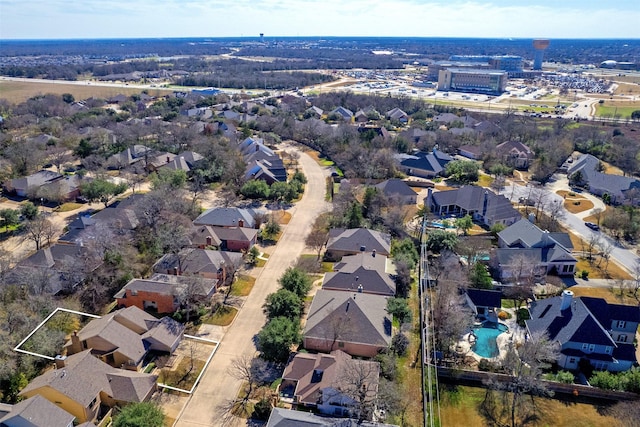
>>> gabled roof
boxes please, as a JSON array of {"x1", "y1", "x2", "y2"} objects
[
  {"x1": 394, "y1": 149, "x2": 452, "y2": 175},
  {"x1": 567, "y1": 154, "x2": 639, "y2": 199},
  {"x1": 8, "y1": 170, "x2": 62, "y2": 193},
  {"x1": 326, "y1": 228, "x2": 391, "y2": 256},
  {"x1": 0, "y1": 395, "x2": 75, "y2": 427},
  {"x1": 331, "y1": 107, "x2": 353, "y2": 119},
  {"x1": 431, "y1": 186, "x2": 521, "y2": 222},
  {"x1": 114, "y1": 273, "x2": 218, "y2": 300},
  {"x1": 324, "y1": 252, "x2": 395, "y2": 296},
  {"x1": 20, "y1": 350, "x2": 157, "y2": 406},
  {"x1": 386, "y1": 107, "x2": 408, "y2": 120},
  {"x1": 495, "y1": 141, "x2": 534, "y2": 159},
  {"x1": 194, "y1": 207, "x2": 256, "y2": 228},
  {"x1": 526, "y1": 295, "x2": 618, "y2": 349},
  {"x1": 281, "y1": 350, "x2": 350, "y2": 405},
  {"x1": 153, "y1": 248, "x2": 243, "y2": 276},
  {"x1": 208, "y1": 226, "x2": 258, "y2": 243},
  {"x1": 304, "y1": 290, "x2": 392, "y2": 348},
  {"x1": 498, "y1": 219, "x2": 573, "y2": 251},
  {"x1": 266, "y1": 408, "x2": 398, "y2": 427},
  {"x1": 374, "y1": 179, "x2": 418, "y2": 198}
]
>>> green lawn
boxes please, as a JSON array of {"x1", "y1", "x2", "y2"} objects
[
  {"x1": 231, "y1": 275, "x2": 256, "y2": 296},
  {"x1": 595, "y1": 104, "x2": 638, "y2": 119},
  {"x1": 203, "y1": 305, "x2": 238, "y2": 326}
]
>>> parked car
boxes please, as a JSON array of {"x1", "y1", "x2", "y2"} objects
[{"x1": 585, "y1": 222, "x2": 600, "y2": 231}]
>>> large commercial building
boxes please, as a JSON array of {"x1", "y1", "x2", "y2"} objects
[{"x1": 438, "y1": 68, "x2": 508, "y2": 94}]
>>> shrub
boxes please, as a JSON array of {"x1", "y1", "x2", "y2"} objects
[
  {"x1": 498, "y1": 311, "x2": 511, "y2": 320},
  {"x1": 556, "y1": 370, "x2": 575, "y2": 384},
  {"x1": 478, "y1": 358, "x2": 501, "y2": 372},
  {"x1": 581, "y1": 270, "x2": 589, "y2": 280},
  {"x1": 391, "y1": 333, "x2": 409, "y2": 356},
  {"x1": 516, "y1": 308, "x2": 530, "y2": 327}
]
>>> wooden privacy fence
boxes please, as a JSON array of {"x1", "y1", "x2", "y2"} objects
[{"x1": 435, "y1": 366, "x2": 639, "y2": 403}]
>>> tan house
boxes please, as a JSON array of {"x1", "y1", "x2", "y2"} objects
[
  {"x1": 0, "y1": 395, "x2": 75, "y2": 427},
  {"x1": 19, "y1": 350, "x2": 157, "y2": 424},
  {"x1": 304, "y1": 290, "x2": 391, "y2": 358},
  {"x1": 65, "y1": 306, "x2": 184, "y2": 370}
]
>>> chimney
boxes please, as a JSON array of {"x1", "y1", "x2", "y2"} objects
[
  {"x1": 238, "y1": 219, "x2": 244, "y2": 228},
  {"x1": 528, "y1": 213, "x2": 535, "y2": 223},
  {"x1": 360, "y1": 245, "x2": 366, "y2": 252},
  {"x1": 358, "y1": 284, "x2": 363, "y2": 293},
  {"x1": 70, "y1": 331, "x2": 82, "y2": 354},
  {"x1": 206, "y1": 236, "x2": 212, "y2": 246},
  {"x1": 55, "y1": 355, "x2": 67, "y2": 369},
  {"x1": 372, "y1": 249, "x2": 376, "y2": 257},
  {"x1": 166, "y1": 156, "x2": 170, "y2": 163},
  {"x1": 560, "y1": 290, "x2": 573, "y2": 311},
  {"x1": 173, "y1": 267, "x2": 178, "y2": 276}
]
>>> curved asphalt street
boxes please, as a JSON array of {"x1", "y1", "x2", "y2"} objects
[{"x1": 174, "y1": 146, "x2": 331, "y2": 427}]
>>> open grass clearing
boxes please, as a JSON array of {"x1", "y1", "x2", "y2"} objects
[
  {"x1": 575, "y1": 257, "x2": 632, "y2": 281},
  {"x1": 477, "y1": 174, "x2": 493, "y2": 187},
  {"x1": 595, "y1": 101, "x2": 640, "y2": 119},
  {"x1": 570, "y1": 286, "x2": 638, "y2": 305},
  {"x1": 55, "y1": 202, "x2": 84, "y2": 212},
  {"x1": 439, "y1": 385, "x2": 622, "y2": 427},
  {"x1": 203, "y1": 305, "x2": 238, "y2": 326},
  {"x1": 0, "y1": 80, "x2": 172, "y2": 104},
  {"x1": 157, "y1": 357, "x2": 206, "y2": 391},
  {"x1": 272, "y1": 210, "x2": 292, "y2": 224},
  {"x1": 231, "y1": 274, "x2": 256, "y2": 297}
]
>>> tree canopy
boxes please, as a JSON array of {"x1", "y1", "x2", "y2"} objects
[
  {"x1": 278, "y1": 267, "x2": 311, "y2": 298},
  {"x1": 113, "y1": 402, "x2": 165, "y2": 427},
  {"x1": 263, "y1": 289, "x2": 302, "y2": 320},
  {"x1": 256, "y1": 316, "x2": 300, "y2": 362}
]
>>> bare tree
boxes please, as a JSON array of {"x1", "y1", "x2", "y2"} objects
[
  {"x1": 22, "y1": 215, "x2": 57, "y2": 251},
  {"x1": 483, "y1": 331, "x2": 559, "y2": 427},
  {"x1": 226, "y1": 355, "x2": 270, "y2": 415},
  {"x1": 305, "y1": 221, "x2": 329, "y2": 259},
  {"x1": 332, "y1": 358, "x2": 381, "y2": 421},
  {"x1": 591, "y1": 207, "x2": 604, "y2": 226}
]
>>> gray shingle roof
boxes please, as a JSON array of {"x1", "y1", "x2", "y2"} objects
[
  {"x1": 0, "y1": 395, "x2": 75, "y2": 427},
  {"x1": 153, "y1": 249, "x2": 243, "y2": 276},
  {"x1": 194, "y1": 207, "x2": 256, "y2": 228},
  {"x1": 498, "y1": 219, "x2": 573, "y2": 251},
  {"x1": 567, "y1": 154, "x2": 639, "y2": 200},
  {"x1": 304, "y1": 290, "x2": 392, "y2": 348},
  {"x1": 20, "y1": 351, "x2": 157, "y2": 406},
  {"x1": 267, "y1": 408, "x2": 398, "y2": 427},
  {"x1": 526, "y1": 296, "x2": 616, "y2": 348},
  {"x1": 431, "y1": 186, "x2": 520, "y2": 222},
  {"x1": 326, "y1": 228, "x2": 391, "y2": 256},
  {"x1": 114, "y1": 274, "x2": 217, "y2": 300},
  {"x1": 374, "y1": 179, "x2": 418, "y2": 198}
]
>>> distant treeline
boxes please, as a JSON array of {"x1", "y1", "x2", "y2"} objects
[{"x1": 176, "y1": 71, "x2": 333, "y2": 90}]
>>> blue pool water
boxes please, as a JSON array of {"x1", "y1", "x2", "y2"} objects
[{"x1": 472, "y1": 322, "x2": 508, "y2": 358}]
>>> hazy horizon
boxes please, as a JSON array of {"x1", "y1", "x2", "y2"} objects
[{"x1": 2, "y1": 0, "x2": 639, "y2": 40}]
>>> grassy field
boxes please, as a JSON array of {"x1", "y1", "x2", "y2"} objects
[
  {"x1": 570, "y1": 286, "x2": 638, "y2": 305},
  {"x1": 0, "y1": 80, "x2": 173, "y2": 103},
  {"x1": 595, "y1": 102, "x2": 640, "y2": 119},
  {"x1": 204, "y1": 305, "x2": 238, "y2": 326},
  {"x1": 230, "y1": 274, "x2": 256, "y2": 297},
  {"x1": 556, "y1": 190, "x2": 594, "y2": 214},
  {"x1": 439, "y1": 385, "x2": 622, "y2": 427}
]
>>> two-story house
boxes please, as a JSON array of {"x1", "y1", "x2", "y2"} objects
[
  {"x1": 526, "y1": 290, "x2": 639, "y2": 372},
  {"x1": 494, "y1": 219, "x2": 576, "y2": 281}
]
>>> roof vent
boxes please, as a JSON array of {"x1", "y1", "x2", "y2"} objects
[{"x1": 360, "y1": 246, "x2": 366, "y2": 252}]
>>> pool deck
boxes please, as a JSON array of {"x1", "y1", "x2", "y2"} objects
[{"x1": 457, "y1": 309, "x2": 527, "y2": 362}]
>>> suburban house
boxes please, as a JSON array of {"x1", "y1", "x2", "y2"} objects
[
  {"x1": 526, "y1": 290, "x2": 639, "y2": 372},
  {"x1": 305, "y1": 106, "x2": 324, "y2": 118},
  {"x1": 386, "y1": 107, "x2": 409, "y2": 123},
  {"x1": 494, "y1": 219, "x2": 576, "y2": 281},
  {"x1": 114, "y1": 273, "x2": 218, "y2": 314},
  {"x1": 465, "y1": 289, "x2": 502, "y2": 321},
  {"x1": 19, "y1": 350, "x2": 157, "y2": 424},
  {"x1": 107, "y1": 145, "x2": 152, "y2": 169},
  {"x1": 146, "y1": 151, "x2": 204, "y2": 173},
  {"x1": 325, "y1": 228, "x2": 391, "y2": 261},
  {"x1": 458, "y1": 144, "x2": 484, "y2": 160},
  {"x1": 153, "y1": 248, "x2": 243, "y2": 282},
  {"x1": 4, "y1": 170, "x2": 63, "y2": 198},
  {"x1": 330, "y1": 107, "x2": 354, "y2": 122},
  {"x1": 239, "y1": 137, "x2": 287, "y2": 184},
  {"x1": 425, "y1": 186, "x2": 522, "y2": 227},
  {"x1": 374, "y1": 179, "x2": 418, "y2": 205},
  {"x1": 267, "y1": 408, "x2": 399, "y2": 427},
  {"x1": 279, "y1": 350, "x2": 380, "y2": 417},
  {"x1": 0, "y1": 395, "x2": 75, "y2": 427},
  {"x1": 304, "y1": 290, "x2": 392, "y2": 357},
  {"x1": 495, "y1": 141, "x2": 535, "y2": 170},
  {"x1": 65, "y1": 306, "x2": 184, "y2": 370},
  {"x1": 191, "y1": 224, "x2": 258, "y2": 252},
  {"x1": 394, "y1": 149, "x2": 453, "y2": 178},
  {"x1": 567, "y1": 153, "x2": 640, "y2": 205},
  {"x1": 323, "y1": 252, "x2": 396, "y2": 296},
  {"x1": 59, "y1": 201, "x2": 140, "y2": 244},
  {"x1": 194, "y1": 207, "x2": 257, "y2": 229},
  {"x1": 8, "y1": 244, "x2": 101, "y2": 295}
]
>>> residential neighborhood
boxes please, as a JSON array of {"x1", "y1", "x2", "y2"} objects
[{"x1": 0, "y1": 68, "x2": 639, "y2": 427}]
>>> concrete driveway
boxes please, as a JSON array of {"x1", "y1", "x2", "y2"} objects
[{"x1": 173, "y1": 145, "x2": 331, "y2": 427}]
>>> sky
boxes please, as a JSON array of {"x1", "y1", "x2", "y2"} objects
[{"x1": 1, "y1": 0, "x2": 640, "y2": 40}]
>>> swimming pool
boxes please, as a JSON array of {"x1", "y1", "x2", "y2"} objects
[{"x1": 471, "y1": 321, "x2": 508, "y2": 358}]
